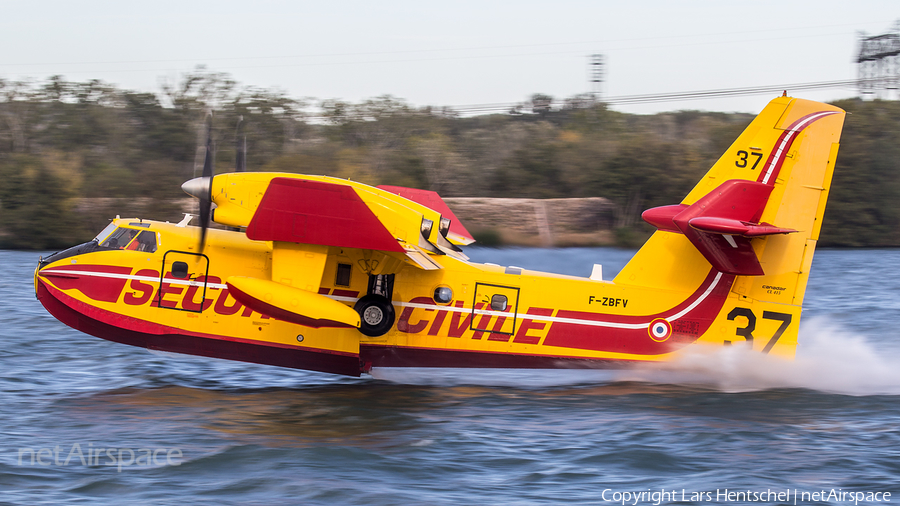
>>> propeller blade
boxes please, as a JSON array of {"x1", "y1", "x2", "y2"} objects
[
  {"x1": 235, "y1": 116, "x2": 246, "y2": 172},
  {"x1": 198, "y1": 114, "x2": 214, "y2": 252}
]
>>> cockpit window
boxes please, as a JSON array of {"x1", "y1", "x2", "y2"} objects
[
  {"x1": 126, "y1": 231, "x2": 157, "y2": 252},
  {"x1": 97, "y1": 227, "x2": 158, "y2": 252},
  {"x1": 99, "y1": 227, "x2": 140, "y2": 250},
  {"x1": 93, "y1": 222, "x2": 118, "y2": 244}
]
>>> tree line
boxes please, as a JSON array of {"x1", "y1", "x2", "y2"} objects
[{"x1": 1, "y1": 69, "x2": 897, "y2": 249}]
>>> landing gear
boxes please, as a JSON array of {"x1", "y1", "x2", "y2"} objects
[
  {"x1": 354, "y1": 295, "x2": 395, "y2": 337},
  {"x1": 355, "y1": 273, "x2": 396, "y2": 337}
]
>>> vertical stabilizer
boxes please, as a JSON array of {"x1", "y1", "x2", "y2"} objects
[{"x1": 614, "y1": 96, "x2": 845, "y2": 356}]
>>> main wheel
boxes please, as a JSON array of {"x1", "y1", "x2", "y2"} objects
[{"x1": 354, "y1": 295, "x2": 395, "y2": 337}]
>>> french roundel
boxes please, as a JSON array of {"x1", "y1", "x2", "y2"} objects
[{"x1": 648, "y1": 318, "x2": 672, "y2": 342}]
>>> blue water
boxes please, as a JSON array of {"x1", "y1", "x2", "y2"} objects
[{"x1": 2, "y1": 248, "x2": 900, "y2": 505}]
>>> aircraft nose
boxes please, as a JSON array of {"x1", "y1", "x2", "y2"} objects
[
  {"x1": 35, "y1": 246, "x2": 82, "y2": 299},
  {"x1": 37, "y1": 240, "x2": 101, "y2": 272},
  {"x1": 182, "y1": 177, "x2": 210, "y2": 200}
]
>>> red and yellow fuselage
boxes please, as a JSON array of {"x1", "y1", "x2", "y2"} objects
[{"x1": 36, "y1": 216, "x2": 787, "y2": 377}]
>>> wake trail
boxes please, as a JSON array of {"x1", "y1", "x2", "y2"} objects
[
  {"x1": 620, "y1": 316, "x2": 900, "y2": 396},
  {"x1": 372, "y1": 317, "x2": 900, "y2": 395}
]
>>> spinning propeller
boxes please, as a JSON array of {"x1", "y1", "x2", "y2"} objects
[
  {"x1": 181, "y1": 115, "x2": 249, "y2": 251},
  {"x1": 181, "y1": 115, "x2": 214, "y2": 252}
]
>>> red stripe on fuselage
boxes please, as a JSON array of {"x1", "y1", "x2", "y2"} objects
[
  {"x1": 40, "y1": 264, "x2": 132, "y2": 303},
  {"x1": 37, "y1": 279, "x2": 358, "y2": 360},
  {"x1": 542, "y1": 270, "x2": 734, "y2": 355},
  {"x1": 37, "y1": 279, "x2": 360, "y2": 376}
]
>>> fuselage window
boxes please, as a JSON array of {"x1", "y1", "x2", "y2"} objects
[
  {"x1": 335, "y1": 263, "x2": 352, "y2": 287},
  {"x1": 490, "y1": 294, "x2": 508, "y2": 311}
]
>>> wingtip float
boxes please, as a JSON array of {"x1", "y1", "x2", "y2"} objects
[{"x1": 35, "y1": 96, "x2": 845, "y2": 377}]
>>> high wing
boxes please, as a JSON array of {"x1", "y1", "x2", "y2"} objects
[{"x1": 183, "y1": 172, "x2": 471, "y2": 330}]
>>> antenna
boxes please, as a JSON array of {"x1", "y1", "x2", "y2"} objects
[
  {"x1": 589, "y1": 54, "x2": 605, "y2": 102},
  {"x1": 235, "y1": 116, "x2": 247, "y2": 172}
]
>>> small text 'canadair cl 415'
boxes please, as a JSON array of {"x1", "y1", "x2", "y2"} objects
[{"x1": 35, "y1": 97, "x2": 845, "y2": 376}]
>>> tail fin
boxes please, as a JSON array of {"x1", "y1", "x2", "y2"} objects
[{"x1": 615, "y1": 96, "x2": 845, "y2": 357}]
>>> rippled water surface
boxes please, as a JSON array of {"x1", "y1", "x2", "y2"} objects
[{"x1": 3, "y1": 248, "x2": 900, "y2": 505}]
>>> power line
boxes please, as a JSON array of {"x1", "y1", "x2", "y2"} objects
[
  {"x1": 301, "y1": 77, "x2": 859, "y2": 120},
  {"x1": 603, "y1": 79, "x2": 860, "y2": 105},
  {"x1": 433, "y1": 79, "x2": 864, "y2": 116}
]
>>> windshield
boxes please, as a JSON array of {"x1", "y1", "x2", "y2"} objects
[
  {"x1": 99, "y1": 228, "x2": 139, "y2": 249},
  {"x1": 98, "y1": 228, "x2": 157, "y2": 252},
  {"x1": 93, "y1": 222, "x2": 118, "y2": 244}
]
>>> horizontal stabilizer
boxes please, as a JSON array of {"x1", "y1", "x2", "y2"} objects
[
  {"x1": 641, "y1": 204, "x2": 688, "y2": 233},
  {"x1": 227, "y1": 276, "x2": 361, "y2": 328},
  {"x1": 642, "y1": 179, "x2": 795, "y2": 276},
  {"x1": 688, "y1": 217, "x2": 796, "y2": 237}
]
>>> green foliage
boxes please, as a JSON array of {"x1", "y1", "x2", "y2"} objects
[
  {"x1": 821, "y1": 99, "x2": 900, "y2": 247},
  {"x1": 614, "y1": 226, "x2": 652, "y2": 249},
  {"x1": 0, "y1": 72, "x2": 897, "y2": 249},
  {"x1": 471, "y1": 229, "x2": 502, "y2": 247},
  {"x1": 0, "y1": 155, "x2": 84, "y2": 249}
]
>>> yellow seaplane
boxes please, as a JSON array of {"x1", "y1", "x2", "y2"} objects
[{"x1": 35, "y1": 96, "x2": 844, "y2": 377}]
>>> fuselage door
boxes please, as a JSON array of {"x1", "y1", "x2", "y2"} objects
[
  {"x1": 472, "y1": 283, "x2": 520, "y2": 336},
  {"x1": 157, "y1": 250, "x2": 210, "y2": 312}
]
